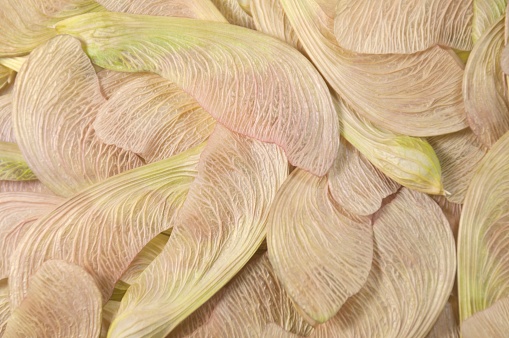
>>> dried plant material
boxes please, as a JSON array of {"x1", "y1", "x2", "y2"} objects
[
  {"x1": 428, "y1": 129, "x2": 487, "y2": 203},
  {"x1": 337, "y1": 97, "x2": 444, "y2": 195},
  {"x1": 56, "y1": 12, "x2": 338, "y2": 176},
  {"x1": 8, "y1": 143, "x2": 203, "y2": 307},
  {"x1": 0, "y1": 66, "x2": 14, "y2": 92},
  {"x1": 262, "y1": 324, "x2": 304, "y2": 338},
  {"x1": 0, "y1": 56, "x2": 26, "y2": 72},
  {"x1": 0, "y1": 279, "x2": 8, "y2": 336},
  {"x1": 333, "y1": 0, "x2": 473, "y2": 54},
  {"x1": 0, "y1": 0, "x2": 103, "y2": 57},
  {"x1": 172, "y1": 254, "x2": 313, "y2": 337},
  {"x1": 464, "y1": 18, "x2": 509, "y2": 147},
  {"x1": 0, "y1": 142, "x2": 36, "y2": 181},
  {"x1": 95, "y1": 74, "x2": 216, "y2": 163},
  {"x1": 13, "y1": 35, "x2": 143, "y2": 196},
  {"x1": 426, "y1": 302, "x2": 459, "y2": 338},
  {"x1": 501, "y1": 44, "x2": 509, "y2": 74},
  {"x1": 472, "y1": 0, "x2": 507, "y2": 42},
  {"x1": 108, "y1": 127, "x2": 288, "y2": 337},
  {"x1": 0, "y1": 180, "x2": 52, "y2": 194},
  {"x1": 0, "y1": 192, "x2": 63, "y2": 278},
  {"x1": 458, "y1": 130, "x2": 509, "y2": 321},
  {"x1": 97, "y1": 0, "x2": 226, "y2": 21},
  {"x1": 461, "y1": 297, "x2": 509, "y2": 338},
  {"x1": 251, "y1": 0, "x2": 303, "y2": 51},
  {"x1": 268, "y1": 168, "x2": 373, "y2": 324},
  {"x1": 280, "y1": 0, "x2": 467, "y2": 137},
  {"x1": 311, "y1": 188, "x2": 456, "y2": 337},
  {"x1": 210, "y1": 0, "x2": 255, "y2": 28},
  {"x1": 101, "y1": 300, "x2": 121, "y2": 338},
  {"x1": 328, "y1": 138, "x2": 399, "y2": 216},
  {"x1": 0, "y1": 94, "x2": 15, "y2": 143},
  {"x1": 4, "y1": 260, "x2": 102, "y2": 338},
  {"x1": 97, "y1": 70, "x2": 140, "y2": 99},
  {"x1": 432, "y1": 195, "x2": 462, "y2": 239},
  {"x1": 119, "y1": 234, "x2": 169, "y2": 285}
]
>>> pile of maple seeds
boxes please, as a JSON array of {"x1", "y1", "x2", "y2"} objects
[{"x1": 0, "y1": 0, "x2": 507, "y2": 337}]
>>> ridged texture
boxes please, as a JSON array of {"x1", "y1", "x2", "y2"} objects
[
  {"x1": 13, "y1": 35, "x2": 143, "y2": 196},
  {"x1": 267, "y1": 168, "x2": 373, "y2": 324},
  {"x1": 502, "y1": 44, "x2": 509, "y2": 74},
  {"x1": 97, "y1": 0, "x2": 226, "y2": 21},
  {"x1": 425, "y1": 303, "x2": 459, "y2": 338},
  {"x1": 0, "y1": 0, "x2": 102, "y2": 57},
  {"x1": 119, "y1": 234, "x2": 169, "y2": 285},
  {"x1": 210, "y1": 0, "x2": 255, "y2": 28},
  {"x1": 337, "y1": 97, "x2": 444, "y2": 195},
  {"x1": 0, "y1": 142, "x2": 36, "y2": 181},
  {"x1": 0, "y1": 279, "x2": 8, "y2": 336},
  {"x1": 251, "y1": 0, "x2": 303, "y2": 51},
  {"x1": 0, "y1": 180, "x2": 52, "y2": 194},
  {"x1": 8, "y1": 144, "x2": 203, "y2": 307},
  {"x1": 333, "y1": 0, "x2": 473, "y2": 54},
  {"x1": 464, "y1": 17, "x2": 509, "y2": 147},
  {"x1": 310, "y1": 188, "x2": 456, "y2": 338},
  {"x1": 56, "y1": 12, "x2": 339, "y2": 176},
  {"x1": 428, "y1": 129, "x2": 486, "y2": 203},
  {"x1": 101, "y1": 301, "x2": 121, "y2": 338},
  {"x1": 0, "y1": 56, "x2": 26, "y2": 72},
  {"x1": 0, "y1": 94, "x2": 15, "y2": 143},
  {"x1": 4, "y1": 260, "x2": 102, "y2": 338},
  {"x1": 172, "y1": 254, "x2": 313, "y2": 337},
  {"x1": 280, "y1": 0, "x2": 468, "y2": 136},
  {"x1": 94, "y1": 74, "x2": 216, "y2": 163},
  {"x1": 97, "y1": 70, "x2": 142, "y2": 99},
  {"x1": 462, "y1": 297, "x2": 509, "y2": 337},
  {"x1": 458, "y1": 130, "x2": 509, "y2": 320},
  {"x1": 472, "y1": 0, "x2": 507, "y2": 42},
  {"x1": 328, "y1": 138, "x2": 400, "y2": 216},
  {"x1": 0, "y1": 192, "x2": 62, "y2": 278},
  {"x1": 108, "y1": 126, "x2": 288, "y2": 337}
]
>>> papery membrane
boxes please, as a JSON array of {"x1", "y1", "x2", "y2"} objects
[
  {"x1": 336, "y1": 96, "x2": 443, "y2": 195},
  {"x1": 108, "y1": 126, "x2": 288, "y2": 337},
  {"x1": 280, "y1": 0, "x2": 467, "y2": 136},
  {"x1": 267, "y1": 168, "x2": 373, "y2": 323},
  {"x1": 458, "y1": 130, "x2": 509, "y2": 320},
  {"x1": 428, "y1": 129, "x2": 486, "y2": 203},
  {"x1": 328, "y1": 138, "x2": 399, "y2": 216},
  {"x1": 0, "y1": 0, "x2": 103, "y2": 57},
  {"x1": 8, "y1": 143, "x2": 204, "y2": 307},
  {"x1": 251, "y1": 0, "x2": 303, "y2": 51},
  {"x1": 94, "y1": 74, "x2": 216, "y2": 163},
  {"x1": 13, "y1": 35, "x2": 143, "y2": 196},
  {"x1": 333, "y1": 0, "x2": 473, "y2": 54},
  {"x1": 172, "y1": 254, "x2": 313, "y2": 337},
  {"x1": 96, "y1": 0, "x2": 226, "y2": 21},
  {"x1": 0, "y1": 94, "x2": 15, "y2": 143},
  {"x1": 0, "y1": 142, "x2": 36, "y2": 181},
  {"x1": 56, "y1": 12, "x2": 338, "y2": 176},
  {"x1": 210, "y1": 0, "x2": 255, "y2": 28},
  {"x1": 4, "y1": 261, "x2": 102, "y2": 338},
  {"x1": 0, "y1": 279, "x2": 8, "y2": 336},
  {"x1": 463, "y1": 17, "x2": 509, "y2": 147},
  {"x1": 461, "y1": 297, "x2": 509, "y2": 338},
  {"x1": 310, "y1": 189, "x2": 456, "y2": 337},
  {"x1": 472, "y1": 0, "x2": 507, "y2": 42},
  {"x1": 0, "y1": 192, "x2": 63, "y2": 278}
]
